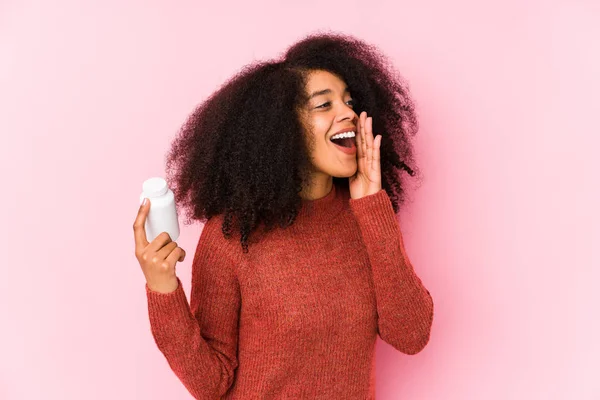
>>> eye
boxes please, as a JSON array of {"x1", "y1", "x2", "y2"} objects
[{"x1": 316, "y1": 99, "x2": 355, "y2": 109}]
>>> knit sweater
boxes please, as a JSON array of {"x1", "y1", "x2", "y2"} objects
[{"x1": 145, "y1": 184, "x2": 434, "y2": 399}]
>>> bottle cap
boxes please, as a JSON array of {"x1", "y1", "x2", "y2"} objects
[{"x1": 142, "y1": 177, "x2": 168, "y2": 198}]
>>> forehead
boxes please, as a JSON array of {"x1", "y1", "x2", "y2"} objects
[{"x1": 305, "y1": 70, "x2": 347, "y2": 92}]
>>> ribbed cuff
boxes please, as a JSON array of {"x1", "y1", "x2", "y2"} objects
[
  {"x1": 349, "y1": 189, "x2": 417, "y2": 282},
  {"x1": 146, "y1": 277, "x2": 193, "y2": 339},
  {"x1": 348, "y1": 189, "x2": 399, "y2": 240}
]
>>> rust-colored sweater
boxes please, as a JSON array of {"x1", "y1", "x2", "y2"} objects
[{"x1": 145, "y1": 184, "x2": 434, "y2": 399}]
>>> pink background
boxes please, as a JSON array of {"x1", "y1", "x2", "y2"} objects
[{"x1": 1, "y1": 0, "x2": 599, "y2": 399}]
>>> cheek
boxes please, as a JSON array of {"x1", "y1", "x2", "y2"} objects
[
  {"x1": 311, "y1": 116, "x2": 331, "y2": 138},
  {"x1": 302, "y1": 114, "x2": 335, "y2": 160},
  {"x1": 304, "y1": 117, "x2": 329, "y2": 147}
]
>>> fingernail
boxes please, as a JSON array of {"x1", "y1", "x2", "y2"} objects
[{"x1": 141, "y1": 198, "x2": 147, "y2": 206}]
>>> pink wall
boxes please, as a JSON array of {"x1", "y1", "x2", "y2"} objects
[{"x1": 1, "y1": 0, "x2": 599, "y2": 399}]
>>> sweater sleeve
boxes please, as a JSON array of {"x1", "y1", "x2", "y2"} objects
[
  {"x1": 145, "y1": 216, "x2": 240, "y2": 399},
  {"x1": 348, "y1": 189, "x2": 434, "y2": 355}
]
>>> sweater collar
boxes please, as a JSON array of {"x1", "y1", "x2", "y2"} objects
[{"x1": 297, "y1": 183, "x2": 345, "y2": 223}]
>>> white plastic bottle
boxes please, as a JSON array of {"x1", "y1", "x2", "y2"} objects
[{"x1": 139, "y1": 177, "x2": 180, "y2": 242}]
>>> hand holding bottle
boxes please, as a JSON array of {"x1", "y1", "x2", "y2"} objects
[{"x1": 133, "y1": 198, "x2": 186, "y2": 294}]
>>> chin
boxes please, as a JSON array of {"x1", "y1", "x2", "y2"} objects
[{"x1": 333, "y1": 167, "x2": 357, "y2": 178}]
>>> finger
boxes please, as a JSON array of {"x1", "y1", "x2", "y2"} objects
[
  {"x1": 361, "y1": 112, "x2": 368, "y2": 160},
  {"x1": 373, "y1": 135, "x2": 382, "y2": 176},
  {"x1": 133, "y1": 198, "x2": 151, "y2": 250},
  {"x1": 355, "y1": 112, "x2": 362, "y2": 159},
  {"x1": 356, "y1": 112, "x2": 364, "y2": 164},
  {"x1": 147, "y1": 231, "x2": 173, "y2": 253},
  {"x1": 165, "y1": 246, "x2": 186, "y2": 266},
  {"x1": 156, "y1": 240, "x2": 179, "y2": 261},
  {"x1": 366, "y1": 117, "x2": 374, "y2": 165},
  {"x1": 358, "y1": 112, "x2": 367, "y2": 177}
]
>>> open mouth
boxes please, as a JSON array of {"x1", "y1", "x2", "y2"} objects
[
  {"x1": 330, "y1": 137, "x2": 356, "y2": 155},
  {"x1": 331, "y1": 137, "x2": 355, "y2": 148},
  {"x1": 329, "y1": 130, "x2": 357, "y2": 154}
]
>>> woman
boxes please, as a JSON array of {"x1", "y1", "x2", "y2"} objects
[{"x1": 133, "y1": 31, "x2": 434, "y2": 399}]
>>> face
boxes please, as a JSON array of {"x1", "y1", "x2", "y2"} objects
[{"x1": 298, "y1": 69, "x2": 359, "y2": 180}]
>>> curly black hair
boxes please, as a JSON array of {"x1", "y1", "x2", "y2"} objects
[{"x1": 164, "y1": 30, "x2": 423, "y2": 253}]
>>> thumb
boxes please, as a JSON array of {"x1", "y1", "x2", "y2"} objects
[{"x1": 140, "y1": 197, "x2": 151, "y2": 210}]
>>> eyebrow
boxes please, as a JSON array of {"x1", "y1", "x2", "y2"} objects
[{"x1": 308, "y1": 86, "x2": 350, "y2": 100}]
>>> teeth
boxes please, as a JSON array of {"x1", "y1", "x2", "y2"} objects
[{"x1": 331, "y1": 131, "x2": 356, "y2": 140}]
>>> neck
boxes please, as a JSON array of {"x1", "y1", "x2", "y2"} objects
[{"x1": 299, "y1": 173, "x2": 333, "y2": 201}]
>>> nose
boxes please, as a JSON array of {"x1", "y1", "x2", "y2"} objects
[{"x1": 336, "y1": 102, "x2": 358, "y2": 125}]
